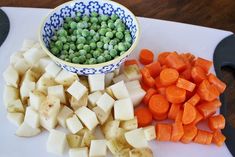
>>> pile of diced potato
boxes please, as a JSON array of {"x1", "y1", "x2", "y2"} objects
[{"x1": 3, "y1": 39, "x2": 156, "y2": 157}]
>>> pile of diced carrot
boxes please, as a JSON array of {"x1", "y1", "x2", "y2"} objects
[{"x1": 128, "y1": 49, "x2": 227, "y2": 146}]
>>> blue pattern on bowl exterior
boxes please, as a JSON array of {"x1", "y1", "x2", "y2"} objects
[{"x1": 39, "y1": 0, "x2": 140, "y2": 75}]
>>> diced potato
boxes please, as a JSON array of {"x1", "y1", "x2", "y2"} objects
[
  {"x1": 13, "y1": 58, "x2": 31, "y2": 76},
  {"x1": 75, "y1": 106, "x2": 99, "y2": 131},
  {"x1": 114, "y1": 148, "x2": 131, "y2": 157},
  {"x1": 10, "y1": 51, "x2": 23, "y2": 65},
  {"x1": 57, "y1": 105, "x2": 73, "y2": 128},
  {"x1": 80, "y1": 131, "x2": 96, "y2": 147},
  {"x1": 69, "y1": 92, "x2": 88, "y2": 111},
  {"x1": 114, "y1": 98, "x2": 134, "y2": 120},
  {"x1": 38, "y1": 57, "x2": 52, "y2": 72},
  {"x1": 36, "y1": 73, "x2": 57, "y2": 94},
  {"x1": 21, "y1": 69, "x2": 37, "y2": 83},
  {"x1": 20, "y1": 39, "x2": 35, "y2": 51},
  {"x1": 3, "y1": 65, "x2": 19, "y2": 88},
  {"x1": 55, "y1": 69, "x2": 78, "y2": 86},
  {"x1": 123, "y1": 64, "x2": 141, "y2": 81},
  {"x1": 20, "y1": 80, "x2": 35, "y2": 102},
  {"x1": 7, "y1": 112, "x2": 24, "y2": 127},
  {"x1": 125, "y1": 80, "x2": 141, "y2": 90},
  {"x1": 3, "y1": 85, "x2": 19, "y2": 108},
  {"x1": 124, "y1": 128, "x2": 148, "y2": 148},
  {"x1": 143, "y1": 126, "x2": 156, "y2": 141},
  {"x1": 67, "y1": 134, "x2": 82, "y2": 148},
  {"x1": 96, "y1": 92, "x2": 115, "y2": 113},
  {"x1": 45, "y1": 62, "x2": 62, "y2": 78},
  {"x1": 120, "y1": 117, "x2": 138, "y2": 131},
  {"x1": 92, "y1": 106, "x2": 111, "y2": 125},
  {"x1": 79, "y1": 76, "x2": 89, "y2": 89},
  {"x1": 76, "y1": 128, "x2": 91, "y2": 136},
  {"x1": 29, "y1": 90, "x2": 46, "y2": 111},
  {"x1": 101, "y1": 120, "x2": 120, "y2": 139},
  {"x1": 89, "y1": 140, "x2": 107, "y2": 157},
  {"x1": 40, "y1": 116, "x2": 58, "y2": 131},
  {"x1": 88, "y1": 91, "x2": 102, "y2": 107},
  {"x1": 7, "y1": 99, "x2": 24, "y2": 113},
  {"x1": 113, "y1": 74, "x2": 129, "y2": 84},
  {"x1": 48, "y1": 85, "x2": 66, "y2": 104},
  {"x1": 47, "y1": 129, "x2": 68, "y2": 155},
  {"x1": 106, "y1": 139, "x2": 126, "y2": 155},
  {"x1": 69, "y1": 147, "x2": 88, "y2": 157},
  {"x1": 66, "y1": 114, "x2": 83, "y2": 134},
  {"x1": 32, "y1": 42, "x2": 41, "y2": 48},
  {"x1": 114, "y1": 68, "x2": 120, "y2": 76},
  {"x1": 88, "y1": 74, "x2": 105, "y2": 92},
  {"x1": 24, "y1": 107, "x2": 40, "y2": 128},
  {"x1": 67, "y1": 80, "x2": 88, "y2": 101},
  {"x1": 105, "y1": 72, "x2": 115, "y2": 87},
  {"x1": 15, "y1": 122, "x2": 41, "y2": 137},
  {"x1": 129, "y1": 148, "x2": 153, "y2": 157},
  {"x1": 109, "y1": 81, "x2": 130, "y2": 99},
  {"x1": 23, "y1": 47, "x2": 47, "y2": 65},
  {"x1": 128, "y1": 87, "x2": 146, "y2": 107},
  {"x1": 105, "y1": 87, "x2": 115, "y2": 98}
]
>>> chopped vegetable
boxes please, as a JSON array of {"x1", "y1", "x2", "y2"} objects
[
  {"x1": 157, "y1": 52, "x2": 170, "y2": 65},
  {"x1": 194, "y1": 57, "x2": 212, "y2": 73},
  {"x1": 165, "y1": 52, "x2": 186, "y2": 72},
  {"x1": 139, "y1": 49, "x2": 154, "y2": 65},
  {"x1": 181, "y1": 124, "x2": 198, "y2": 143},
  {"x1": 149, "y1": 94, "x2": 170, "y2": 117},
  {"x1": 146, "y1": 61, "x2": 161, "y2": 77},
  {"x1": 208, "y1": 73, "x2": 226, "y2": 93},
  {"x1": 176, "y1": 78, "x2": 196, "y2": 92},
  {"x1": 166, "y1": 85, "x2": 186, "y2": 103},
  {"x1": 160, "y1": 68, "x2": 179, "y2": 86},
  {"x1": 212, "y1": 130, "x2": 226, "y2": 146},
  {"x1": 171, "y1": 122, "x2": 184, "y2": 142},
  {"x1": 155, "y1": 123, "x2": 172, "y2": 141},
  {"x1": 208, "y1": 114, "x2": 225, "y2": 131},
  {"x1": 143, "y1": 88, "x2": 157, "y2": 105},
  {"x1": 168, "y1": 103, "x2": 181, "y2": 120},
  {"x1": 134, "y1": 107, "x2": 153, "y2": 127},
  {"x1": 182, "y1": 102, "x2": 196, "y2": 125},
  {"x1": 194, "y1": 129, "x2": 213, "y2": 145}
]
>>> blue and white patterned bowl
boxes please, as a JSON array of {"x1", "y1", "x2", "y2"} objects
[{"x1": 39, "y1": 0, "x2": 140, "y2": 75}]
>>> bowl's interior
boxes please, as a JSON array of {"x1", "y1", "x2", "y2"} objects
[{"x1": 40, "y1": 0, "x2": 139, "y2": 55}]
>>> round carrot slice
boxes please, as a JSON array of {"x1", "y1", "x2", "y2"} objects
[
  {"x1": 166, "y1": 85, "x2": 186, "y2": 103},
  {"x1": 134, "y1": 107, "x2": 153, "y2": 127},
  {"x1": 153, "y1": 112, "x2": 168, "y2": 121},
  {"x1": 191, "y1": 66, "x2": 207, "y2": 84},
  {"x1": 158, "y1": 52, "x2": 170, "y2": 65},
  {"x1": 139, "y1": 49, "x2": 154, "y2": 65},
  {"x1": 160, "y1": 68, "x2": 179, "y2": 86},
  {"x1": 182, "y1": 102, "x2": 196, "y2": 125},
  {"x1": 149, "y1": 94, "x2": 170, "y2": 115},
  {"x1": 155, "y1": 77, "x2": 165, "y2": 89},
  {"x1": 168, "y1": 103, "x2": 181, "y2": 120},
  {"x1": 143, "y1": 88, "x2": 158, "y2": 105}
]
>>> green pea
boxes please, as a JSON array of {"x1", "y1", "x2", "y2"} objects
[
  {"x1": 91, "y1": 12, "x2": 98, "y2": 17},
  {"x1": 72, "y1": 56, "x2": 80, "y2": 63},
  {"x1": 70, "y1": 43, "x2": 76, "y2": 50},
  {"x1": 90, "y1": 24, "x2": 98, "y2": 31},
  {"x1": 76, "y1": 12, "x2": 82, "y2": 17},
  {"x1": 77, "y1": 43, "x2": 84, "y2": 50},
  {"x1": 68, "y1": 29, "x2": 73, "y2": 34},
  {"x1": 77, "y1": 36, "x2": 86, "y2": 44},
  {"x1": 82, "y1": 29, "x2": 90, "y2": 37},
  {"x1": 97, "y1": 56, "x2": 106, "y2": 63},
  {"x1": 99, "y1": 28, "x2": 107, "y2": 36},
  {"x1": 114, "y1": 19, "x2": 123, "y2": 26},
  {"x1": 84, "y1": 60, "x2": 89, "y2": 64},
  {"x1": 97, "y1": 41, "x2": 103, "y2": 48},
  {"x1": 124, "y1": 42, "x2": 131, "y2": 49},
  {"x1": 90, "y1": 17, "x2": 98, "y2": 23},
  {"x1": 103, "y1": 37, "x2": 110, "y2": 44},
  {"x1": 51, "y1": 35, "x2": 57, "y2": 41},
  {"x1": 59, "y1": 54, "x2": 67, "y2": 60},
  {"x1": 69, "y1": 53, "x2": 76, "y2": 60},
  {"x1": 90, "y1": 42, "x2": 96, "y2": 49},
  {"x1": 118, "y1": 42, "x2": 127, "y2": 51},
  {"x1": 74, "y1": 52, "x2": 80, "y2": 56},
  {"x1": 71, "y1": 35, "x2": 77, "y2": 42},
  {"x1": 109, "y1": 49, "x2": 117, "y2": 57},
  {"x1": 100, "y1": 15, "x2": 109, "y2": 21},
  {"x1": 55, "y1": 40, "x2": 63, "y2": 48},
  {"x1": 63, "y1": 44, "x2": 69, "y2": 50},
  {"x1": 106, "y1": 32, "x2": 113, "y2": 38},
  {"x1": 109, "y1": 39, "x2": 117, "y2": 45},
  {"x1": 82, "y1": 15, "x2": 90, "y2": 22},
  {"x1": 63, "y1": 23, "x2": 69, "y2": 30},
  {"x1": 116, "y1": 32, "x2": 124, "y2": 39},
  {"x1": 65, "y1": 17, "x2": 72, "y2": 23},
  {"x1": 104, "y1": 54, "x2": 112, "y2": 61},
  {"x1": 60, "y1": 36, "x2": 67, "y2": 43},
  {"x1": 93, "y1": 50, "x2": 101, "y2": 58},
  {"x1": 89, "y1": 30, "x2": 96, "y2": 36},
  {"x1": 103, "y1": 43, "x2": 109, "y2": 50},
  {"x1": 58, "y1": 28, "x2": 67, "y2": 36},
  {"x1": 108, "y1": 22, "x2": 115, "y2": 29},
  {"x1": 61, "y1": 50, "x2": 68, "y2": 55},
  {"x1": 78, "y1": 55, "x2": 86, "y2": 63},
  {"x1": 51, "y1": 47, "x2": 59, "y2": 55},
  {"x1": 83, "y1": 45, "x2": 91, "y2": 52},
  {"x1": 87, "y1": 36, "x2": 92, "y2": 41},
  {"x1": 75, "y1": 16, "x2": 81, "y2": 22},
  {"x1": 101, "y1": 23, "x2": 108, "y2": 28},
  {"x1": 93, "y1": 34, "x2": 100, "y2": 42},
  {"x1": 114, "y1": 45, "x2": 118, "y2": 50},
  {"x1": 111, "y1": 14, "x2": 118, "y2": 21},
  {"x1": 70, "y1": 21, "x2": 77, "y2": 29},
  {"x1": 67, "y1": 36, "x2": 72, "y2": 42},
  {"x1": 69, "y1": 49, "x2": 74, "y2": 54},
  {"x1": 88, "y1": 58, "x2": 97, "y2": 64},
  {"x1": 120, "y1": 51, "x2": 126, "y2": 55},
  {"x1": 108, "y1": 44, "x2": 114, "y2": 50},
  {"x1": 86, "y1": 53, "x2": 92, "y2": 59},
  {"x1": 79, "y1": 49, "x2": 87, "y2": 56}
]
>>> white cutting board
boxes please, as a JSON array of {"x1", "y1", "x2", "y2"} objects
[{"x1": 0, "y1": 7, "x2": 233, "y2": 157}]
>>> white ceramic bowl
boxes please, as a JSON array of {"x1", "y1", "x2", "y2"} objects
[{"x1": 39, "y1": 0, "x2": 140, "y2": 75}]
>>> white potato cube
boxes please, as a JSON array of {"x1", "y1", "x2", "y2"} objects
[
  {"x1": 124, "y1": 128, "x2": 148, "y2": 148},
  {"x1": 36, "y1": 73, "x2": 57, "y2": 94},
  {"x1": 38, "y1": 57, "x2": 52, "y2": 72},
  {"x1": 55, "y1": 69, "x2": 78, "y2": 86},
  {"x1": 14, "y1": 58, "x2": 31, "y2": 76},
  {"x1": 24, "y1": 107, "x2": 40, "y2": 128},
  {"x1": 40, "y1": 116, "x2": 57, "y2": 131},
  {"x1": 110, "y1": 81, "x2": 130, "y2": 99},
  {"x1": 88, "y1": 74, "x2": 105, "y2": 92},
  {"x1": 75, "y1": 106, "x2": 99, "y2": 130},
  {"x1": 105, "y1": 72, "x2": 115, "y2": 87},
  {"x1": 20, "y1": 80, "x2": 35, "y2": 101},
  {"x1": 23, "y1": 47, "x2": 46, "y2": 65},
  {"x1": 67, "y1": 80, "x2": 87, "y2": 101},
  {"x1": 92, "y1": 106, "x2": 111, "y2": 125},
  {"x1": 66, "y1": 115, "x2": 83, "y2": 134},
  {"x1": 22, "y1": 69, "x2": 37, "y2": 82},
  {"x1": 7, "y1": 112, "x2": 24, "y2": 127},
  {"x1": 106, "y1": 139, "x2": 126, "y2": 155},
  {"x1": 125, "y1": 80, "x2": 141, "y2": 90},
  {"x1": 45, "y1": 62, "x2": 62, "y2": 78},
  {"x1": 10, "y1": 51, "x2": 23, "y2": 65},
  {"x1": 130, "y1": 148, "x2": 153, "y2": 157},
  {"x1": 89, "y1": 140, "x2": 107, "y2": 157},
  {"x1": 3, "y1": 65, "x2": 19, "y2": 88},
  {"x1": 114, "y1": 68, "x2": 120, "y2": 76},
  {"x1": 88, "y1": 91, "x2": 102, "y2": 107},
  {"x1": 120, "y1": 117, "x2": 138, "y2": 131},
  {"x1": 143, "y1": 126, "x2": 156, "y2": 141},
  {"x1": 67, "y1": 134, "x2": 82, "y2": 148},
  {"x1": 3, "y1": 86, "x2": 19, "y2": 108},
  {"x1": 123, "y1": 64, "x2": 141, "y2": 81},
  {"x1": 16, "y1": 122, "x2": 41, "y2": 137},
  {"x1": 29, "y1": 90, "x2": 46, "y2": 110},
  {"x1": 69, "y1": 92, "x2": 88, "y2": 111},
  {"x1": 48, "y1": 85, "x2": 66, "y2": 104},
  {"x1": 47, "y1": 129, "x2": 68, "y2": 155},
  {"x1": 113, "y1": 74, "x2": 129, "y2": 83},
  {"x1": 80, "y1": 131, "x2": 96, "y2": 147},
  {"x1": 128, "y1": 87, "x2": 146, "y2": 107},
  {"x1": 101, "y1": 120, "x2": 120, "y2": 140},
  {"x1": 69, "y1": 148, "x2": 88, "y2": 157},
  {"x1": 96, "y1": 93, "x2": 115, "y2": 113},
  {"x1": 57, "y1": 105, "x2": 73, "y2": 128},
  {"x1": 114, "y1": 98, "x2": 134, "y2": 120},
  {"x1": 7, "y1": 99, "x2": 24, "y2": 113},
  {"x1": 21, "y1": 39, "x2": 35, "y2": 51},
  {"x1": 105, "y1": 87, "x2": 115, "y2": 98}
]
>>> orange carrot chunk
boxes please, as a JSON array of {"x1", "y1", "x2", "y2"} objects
[
  {"x1": 139, "y1": 49, "x2": 154, "y2": 65},
  {"x1": 171, "y1": 122, "x2": 184, "y2": 142},
  {"x1": 208, "y1": 73, "x2": 226, "y2": 93},
  {"x1": 182, "y1": 102, "x2": 197, "y2": 125},
  {"x1": 143, "y1": 88, "x2": 158, "y2": 105},
  {"x1": 158, "y1": 52, "x2": 171, "y2": 65},
  {"x1": 156, "y1": 123, "x2": 172, "y2": 141},
  {"x1": 160, "y1": 68, "x2": 179, "y2": 86},
  {"x1": 124, "y1": 59, "x2": 139, "y2": 67},
  {"x1": 140, "y1": 81, "x2": 150, "y2": 91},
  {"x1": 194, "y1": 57, "x2": 212, "y2": 73},
  {"x1": 208, "y1": 114, "x2": 225, "y2": 131},
  {"x1": 191, "y1": 109, "x2": 203, "y2": 125},
  {"x1": 181, "y1": 124, "x2": 198, "y2": 143},
  {"x1": 166, "y1": 85, "x2": 186, "y2": 103},
  {"x1": 168, "y1": 103, "x2": 181, "y2": 120},
  {"x1": 187, "y1": 93, "x2": 200, "y2": 106},
  {"x1": 194, "y1": 129, "x2": 213, "y2": 145},
  {"x1": 197, "y1": 99, "x2": 221, "y2": 119},
  {"x1": 191, "y1": 66, "x2": 207, "y2": 84},
  {"x1": 213, "y1": 130, "x2": 226, "y2": 147},
  {"x1": 180, "y1": 53, "x2": 195, "y2": 63},
  {"x1": 155, "y1": 77, "x2": 165, "y2": 89},
  {"x1": 140, "y1": 68, "x2": 155, "y2": 87},
  {"x1": 146, "y1": 61, "x2": 162, "y2": 77},
  {"x1": 134, "y1": 107, "x2": 153, "y2": 127},
  {"x1": 165, "y1": 52, "x2": 187, "y2": 72},
  {"x1": 157, "y1": 87, "x2": 166, "y2": 96},
  {"x1": 149, "y1": 94, "x2": 170, "y2": 116},
  {"x1": 176, "y1": 78, "x2": 196, "y2": 92},
  {"x1": 175, "y1": 110, "x2": 183, "y2": 123},
  {"x1": 153, "y1": 113, "x2": 168, "y2": 121}
]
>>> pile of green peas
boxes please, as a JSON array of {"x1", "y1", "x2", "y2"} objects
[{"x1": 49, "y1": 12, "x2": 133, "y2": 64}]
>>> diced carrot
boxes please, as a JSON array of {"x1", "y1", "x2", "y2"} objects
[
  {"x1": 134, "y1": 107, "x2": 153, "y2": 127},
  {"x1": 191, "y1": 110, "x2": 203, "y2": 125},
  {"x1": 143, "y1": 88, "x2": 158, "y2": 105},
  {"x1": 157, "y1": 87, "x2": 166, "y2": 96},
  {"x1": 139, "y1": 49, "x2": 154, "y2": 65},
  {"x1": 153, "y1": 113, "x2": 168, "y2": 121},
  {"x1": 140, "y1": 81, "x2": 150, "y2": 91},
  {"x1": 187, "y1": 93, "x2": 200, "y2": 106},
  {"x1": 156, "y1": 123, "x2": 172, "y2": 141},
  {"x1": 160, "y1": 68, "x2": 179, "y2": 86},
  {"x1": 180, "y1": 53, "x2": 195, "y2": 63},
  {"x1": 124, "y1": 59, "x2": 139, "y2": 67},
  {"x1": 149, "y1": 94, "x2": 170, "y2": 116},
  {"x1": 146, "y1": 61, "x2": 162, "y2": 77},
  {"x1": 181, "y1": 124, "x2": 198, "y2": 143},
  {"x1": 208, "y1": 114, "x2": 225, "y2": 131},
  {"x1": 176, "y1": 78, "x2": 196, "y2": 92},
  {"x1": 155, "y1": 77, "x2": 165, "y2": 89},
  {"x1": 158, "y1": 52, "x2": 170, "y2": 65},
  {"x1": 182, "y1": 102, "x2": 196, "y2": 125},
  {"x1": 194, "y1": 130, "x2": 213, "y2": 145},
  {"x1": 197, "y1": 79, "x2": 220, "y2": 101},
  {"x1": 140, "y1": 68, "x2": 155, "y2": 87},
  {"x1": 161, "y1": 65, "x2": 168, "y2": 70},
  {"x1": 196, "y1": 100, "x2": 221, "y2": 119},
  {"x1": 166, "y1": 85, "x2": 186, "y2": 103},
  {"x1": 191, "y1": 66, "x2": 207, "y2": 84},
  {"x1": 175, "y1": 110, "x2": 183, "y2": 123},
  {"x1": 194, "y1": 57, "x2": 212, "y2": 73},
  {"x1": 171, "y1": 122, "x2": 184, "y2": 142},
  {"x1": 168, "y1": 103, "x2": 181, "y2": 120},
  {"x1": 208, "y1": 73, "x2": 226, "y2": 93},
  {"x1": 213, "y1": 130, "x2": 226, "y2": 147},
  {"x1": 180, "y1": 59, "x2": 193, "y2": 80},
  {"x1": 165, "y1": 52, "x2": 187, "y2": 72}
]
